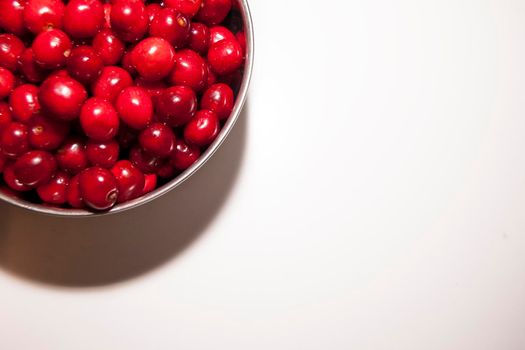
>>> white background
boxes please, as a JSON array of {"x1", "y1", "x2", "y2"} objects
[{"x1": 1, "y1": 0, "x2": 525, "y2": 349}]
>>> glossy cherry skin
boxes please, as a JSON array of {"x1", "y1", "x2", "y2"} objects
[
  {"x1": 138, "y1": 122, "x2": 175, "y2": 157},
  {"x1": 66, "y1": 46, "x2": 103, "y2": 84},
  {"x1": 149, "y1": 8, "x2": 190, "y2": 49},
  {"x1": 28, "y1": 114, "x2": 69, "y2": 150},
  {"x1": 131, "y1": 37, "x2": 175, "y2": 82},
  {"x1": 169, "y1": 49, "x2": 208, "y2": 92},
  {"x1": 78, "y1": 166, "x2": 118, "y2": 210},
  {"x1": 236, "y1": 31, "x2": 246, "y2": 54},
  {"x1": 116, "y1": 86, "x2": 153, "y2": 130},
  {"x1": 129, "y1": 145, "x2": 162, "y2": 173},
  {"x1": 19, "y1": 48, "x2": 49, "y2": 83},
  {"x1": 0, "y1": 103, "x2": 12, "y2": 131},
  {"x1": 63, "y1": 0, "x2": 104, "y2": 38},
  {"x1": 0, "y1": 122, "x2": 30, "y2": 158},
  {"x1": 92, "y1": 29, "x2": 125, "y2": 65},
  {"x1": 91, "y1": 66, "x2": 132, "y2": 102},
  {"x1": 56, "y1": 136, "x2": 88, "y2": 174},
  {"x1": 209, "y1": 25, "x2": 235, "y2": 45},
  {"x1": 142, "y1": 173, "x2": 157, "y2": 194},
  {"x1": 23, "y1": 0, "x2": 65, "y2": 34},
  {"x1": 145, "y1": 3, "x2": 161, "y2": 24},
  {"x1": 86, "y1": 139, "x2": 119, "y2": 168},
  {"x1": 13, "y1": 150, "x2": 57, "y2": 187},
  {"x1": 205, "y1": 62, "x2": 217, "y2": 88},
  {"x1": 110, "y1": 0, "x2": 148, "y2": 43},
  {"x1": 0, "y1": 0, "x2": 27, "y2": 36},
  {"x1": 189, "y1": 22, "x2": 210, "y2": 54},
  {"x1": 36, "y1": 170, "x2": 69, "y2": 204},
  {"x1": 201, "y1": 83, "x2": 234, "y2": 120},
  {"x1": 134, "y1": 77, "x2": 166, "y2": 104},
  {"x1": 39, "y1": 75, "x2": 87, "y2": 121},
  {"x1": 170, "y1": 138, "x2": 200, "y2": 170},
  {"x1": 80, "y1": 97, "x2": 119, "y2": 141},
  {"x1": 66, "y1": 173, "x2": 84, "y2": 207},
  {"x1": 184, "y1": 109, "x2": 219, "y2": 147},
  {"x1": 195, "y1": 0, "x2": 231, "y2": 25},
  {"x1": 156, "y1": 86, "x2": 197, "y2": 127},
  {"x1": 9, "y1": 84, "x2": 40, "y2": 122},
  {"x1": 164, "y1": 0, "x2": 202, "y2": 18},
  {"x1": 208, "y1": 38, "x2": 243, "y2": 75},
  {"x1": 0, "y1": 34, "x2": 25, "y2": 72},
  {"x1": 0, "y1": 67, "x2": 15, "y2": 100},
  {"x1": 110, "y1": 159, "x2": 144, "y2": 203},
  {"x1": 32, "y1": 29, "x2": 72, "y2": 69},
  {"x1": 4, "y1": 162, "x2": 32, "y2": 191}
]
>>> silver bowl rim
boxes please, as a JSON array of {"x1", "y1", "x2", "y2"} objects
[{"x1": 0, "y1": 0, "x2": 254, "y2": 217}]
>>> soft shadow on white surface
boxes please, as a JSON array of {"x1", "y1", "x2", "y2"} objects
[{"x1": 0, "y1": 103, "x2": 248, "y2": 288}]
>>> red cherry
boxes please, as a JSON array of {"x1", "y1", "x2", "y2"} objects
[
  {"x1": 66, "y1": 46, "x2": 103, "y2": 84},
  {"x1": 188, "y1": 22, "x2": 210, "y2": 54},
  {"x1": 168, "y1": 49, "x2": 208, "y2": 92},
  {"x1": 116, "y1": 86, "x2": 153, "y2": 130},
  {"x1": 145, "y1": 3, "x2": 161, "y2": 24},
  {"x1": 28, "y1": 114, "x2": 69, "y2": 150},
  {"x1": 9, "y1": 84, "x2": 40, "y2": 123},
  {"x1": 142, "y1": 173, "x2": 157, "y2": 194},
  {"x1": 164, "y1": 0, "x2": 202, "y2": 18},
  {"x1": 39, "y1": 76, "x2": 87, "y2": 121},
  {"x1": 156, "y1": 160, "x2": 176, "y2": 178},
  {"x1": 18, "y1": 48, "x2": 49, "y2": 83},
  {"x1": 23, "y1": 0, "x2": 65, "y2": 34},
  {"x1": 103, "y1": 3, "x2": 111, "y2": 29},
  {"x1": 56, "y1": 136, "x2": 88, "y2": 174},
  {"x1": 13, "y1": 150, "x2": 57, "y2": 187},
  {"x1": 195, "y1": 0, "x2": 231, "y2": 26},
  {"x1": 3, "y1": 162, "x2": 32, "y2": 191},
  {"x1": 131, "y1": 37, "x2": 175, "y2": 81},
  {"x1": 86, "y1": 139, "x2": 119, "y2": 168},
  {"x1": 0, "y1": 102, "x2": 13, "y2": 131},
  {"x1": 207, "y1": 38, "x2": 243, "y2": 75},
  {"x1": 184, "y1": 109, "x2": 219, "y2": 147},
  {"x1": 0, "y1": 153, "x2": 7, "y2": 173},
  {"x1": 236, "y1": 31, "x2": 246, "y2": 54},
  {"x1": 134, "y1": 77, "x2": 166, "y2": 104},
  {"x1": 156, "y1": 85, "x2": 197, "y2": 127},
  {"x1": 206, "y1": 62, "x2": 217, "y2": 88},
  {"x1": 78, "y1": 166, "x2": 118, "y2": 210},
  {"x1": 149, "y1": 8, "x2": 190, "y2": 49},
  {"x1": 0, "y1": 34, "x2": 25, "y2": 72},
  {"x1": 110, "y1": 0, "x2": 148, "y2": 43},
  {"x1": 63, "y1": 0, "x2": 104, "y2": 39},
  {"x1": 110, "y1": 159, "x2": 144, "y2": 202},
  {"x1": 92, "y1": 29, "x2": 125, "y2": 65},
  {"x1": 0, "y1": 0, "x2": 27, "y2": 36},
  {"x1": 91, "y1": 66, "x2": 132, "y2": 102},
  {"x1": 200, "y1": 83, "x2": 234, "y2": 120},
  {"x1": 80, "y1": 97, "x2": 120, "y2": 141},
  {"x1": 32, "y1": 29, "x2": 72, "y2": 69},
  {"x1": 138, "y1": 122, "x2": 175, "y2": 157},
  {"x1": 0, "y1": 67, "x2": 15, "y2": 100},
  {"x1": 170, "y1": 138, "x2": 200, "y2": 170},
  {"x1": 121, "y1": 48, "x2": 137, "y2": 76},
  {"x1": 66, "y1": 173, "x2": 84, "y2": 208},
  {"x1": 218, "y1": 68, "x2": 242, "y2": 93},
  {"x1": 129, "y1": 145, "x2": 162, "y2": 173},
  {"x1": 36, "y1": 170, "x2": 69, "y2": 204},
  {"x1": 0, "y1": 122, "x2": 30, "y2": 158},
  {"x1": 209, "y1": 25, "x2": 235, "y2": 45}
]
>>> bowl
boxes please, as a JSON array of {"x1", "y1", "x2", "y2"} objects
[{"x1": 0, "y1": 0, "x2": 254, "y2": 217}]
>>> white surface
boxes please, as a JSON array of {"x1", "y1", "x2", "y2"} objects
[{"x1": 1, "y1": 0, "x2": 525, "y2": 349}]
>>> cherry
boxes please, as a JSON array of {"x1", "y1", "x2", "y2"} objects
[
  {"x1": 168, "y1": 49, "x2": 208, "y2": 92},
  {"x1": 131, "y1": 37, "x2": 175, "y2": 81},
  {"x1": 9, "y1": 84, "x2": 40, "y2": 123},
  {"x1": 142, "y1": 173, "x2": 157, "y2": 195},
  {"x1": 201, "y1": 83, "x2": 234, "y2": 120},
  {"x1": 218, "y1": 68, "x2": 242, "y2": 93},
  {"x1": 188, "y1": 22, "x2": 210, "y2": 54},
  {"x1": 66, "y1": 46, "x2": 103, "y2": 84},
  {"x1": 78, "y1": 166, "x2": 118, "y2": 210},
  {"x1": 66, "y1": 173, "x2": 84, "y2": 207},
  {"x1": 156, "y1": 160, "x2": 176, "y2": 178},
  {"x1": 86, "y1": 139, "x2": 119, "y2": 168},
  {"x1": 116, "y1": 86, "x2": 153, "y2": 130},
  {"x1": 184, "y1": 109, "x2": 219, "y2": 147},
  {"x1": 0, "y1": 122, "x2": 30, "y2": 158},
  {"x1": 63, "y1": 0, "x2": 104, "y2": 39},
  {"x1": 236, "y1": 31, "x2": 246, "y2": 54},
  {"x1": 56, "y1": 136, "x2": 88, "y2": 174},
  {"x1": 91, "y1": 66, "x2": 132, "y2": 102},
  {"x1": 13, "y1": 150, "x2": 57, "y2": 187},
  {"x1": 207, "y1": 38, "x2": 243, "y2": 75},
  {"x1": 121, "y1": 48, "x2": 137, "y2": 76},
  {"x1": 0, "y1": 103, "x2": 13, "y2": 131},
  {"x1": 164, "y1": 0, "x2": 202, "y2": 18},
  {"x1": 116, "y1": 124, "x2": 137, "y2": 149},
  {"x1": 129, "y1": 145, "x2": 162, "y2": 173},
  {"x1": 19, "y1": 48, "x2": 49, "y2": 83},
  {"x1": 139, "y1": 122, "x2": 175, "y2": 157},
  {"x1": 23, "y1": 0, "x2": 65, "y2": 34},
  {"x1": 110, "y1": 0, "x2": 148, "y2": 43},
  {"x1": 36, "y1": 170, "x2": 69, "y2": 204},
  {"x1": 28, "y1": 114, "x2": 69, "y2": 150},
  {"x1": 92, "y1": 29, "x2": 125, "y2": 66},
  {"x1": 39, "y1": 75, "x2": 87, "y2": 121},
  {"x1": 3, "y1": 162, "x2": 32, "y2": 191},
  {"x1": 103, "y1": 3, "x2": 111, "y2": 29},
  {"x1": 145, "y1": 3, "x2": 162, "y2": 24},
  {"x1": 149, "y1": 8, "x2": 190, "y2": 49},
  {"x1": 0, "y1": 34, "x2": 25, "y2": 72},
  {"x1": 206, "y1": 62, "x2": 217, "y2": 88},
  {"x1": 0, "y1": 67, "x2": 15, "y2": 100},
  {"x1": 32, "y1": 29, "x2": 72, "y2": 69},
  {"x1": 0, "y1": 154, "x2": 7, "y2": 173},
  {"x1": 209, "y1": 25, "x2": 235, "y2": 45},
  {"x1": 80, "y1": 98, "x2": 119, "y2": 141},
  {"x1": 156, "y1": 85, "x2": 197, "y2": 127},
  {"x1": 195, "y1": 0, "x2": 231, "y2": 26},
  {"x1": 134, "y1": 77, "x2": 166, "y2": 104},
  {"x1": 0, "y1": 0, "x2": 27, "y2": 36},
  {"x1": 110, "y1": 159, "x2": 144, "y2": 202},
  {"x1": 171, "y1": 138, "x2": 200, "y2": 170}
]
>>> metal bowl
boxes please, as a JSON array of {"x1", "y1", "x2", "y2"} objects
[{"x1": 0, "y1": 1, "x2": 254, "y2": 217}]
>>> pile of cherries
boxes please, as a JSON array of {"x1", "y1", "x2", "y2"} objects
[{"x1": 0, "y1": 0, "x2": 245, "y2": 211}]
